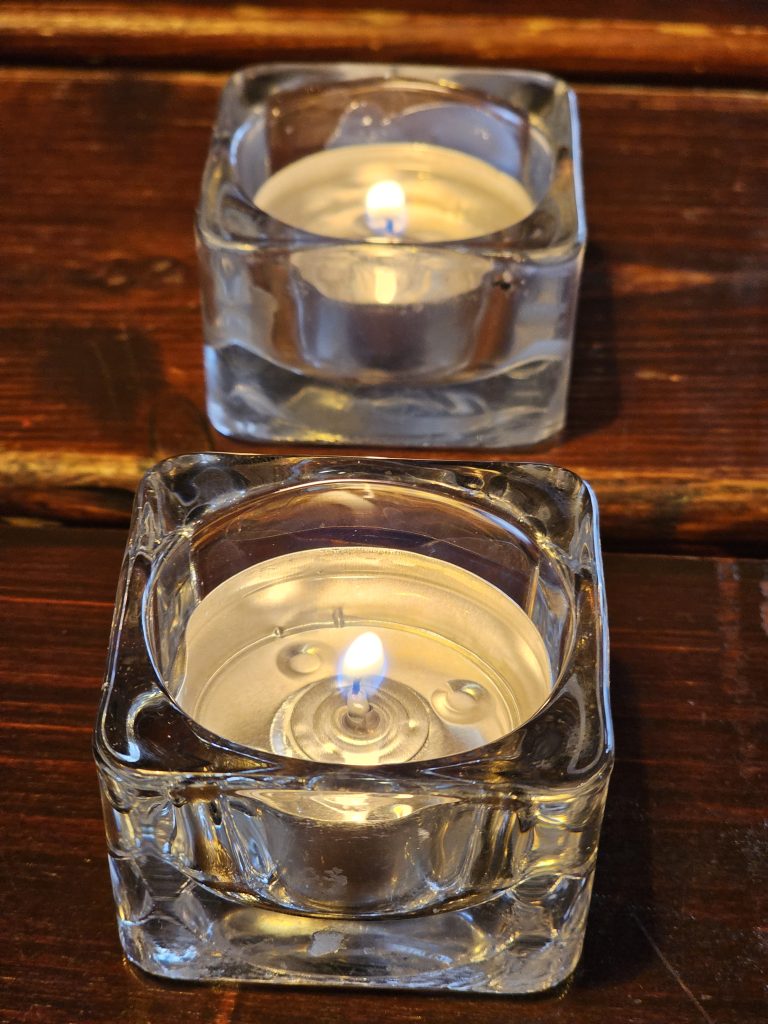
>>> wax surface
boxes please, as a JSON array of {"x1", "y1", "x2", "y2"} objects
[
  {"x1": 176, "y1": 547, "x2": 553, "y2": 764},
  {"x1": 255, "y1": 142, "x2": 535, "y2": 242}
]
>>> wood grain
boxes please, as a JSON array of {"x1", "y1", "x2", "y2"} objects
[
  {"x1": 0, "y1": 525, "x2": 765, "y2": 1022},
  {"x1": 2, "y1": 4, "x2": 768, "y2": 83},
  {"x1": 13, "y1": 0, "x2": 768, "y2": 22},
  {"x1": 2, "y1": 5, "x2": 765, "y2": 1021},
  {"x1": 1, "y1": 69, "x2": 766, "y2": 548}
]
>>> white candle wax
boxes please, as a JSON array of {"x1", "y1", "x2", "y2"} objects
[
  {"x1": 175, "y1": 547, "x2": 552, "y2": 766},
  {"x1": 255, "y1": 142, "x2": 535, "y2": 243}
]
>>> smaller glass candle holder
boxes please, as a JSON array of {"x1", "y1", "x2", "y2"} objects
[
  {"x1": 95, "y1": 455, "x2": 611, "y2": 994},
  {"x1": 197, "y1": 63, "x2": 586, "y2": 448}
]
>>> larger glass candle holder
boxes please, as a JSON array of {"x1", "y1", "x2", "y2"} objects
[
  {"x1": 95, "y1": 455, "x2": 612, "y2": 993},
  {"x1": 197, "y1": 64, "x2": 586, "y2": 448}
]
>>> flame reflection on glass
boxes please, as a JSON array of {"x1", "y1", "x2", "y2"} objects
[{"x1": 372, "y1": 265, "x2": 399, "y2": 305}]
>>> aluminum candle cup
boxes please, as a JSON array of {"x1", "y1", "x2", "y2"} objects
[
  {"x1": 177, "y1": 549, "x2": 552, "y2": 762},
  {"x1": 174, "y1": 547, "x2": 552, "y2": 913},
  {"x1": 197, "y1": 63, "x2": 586, "y2": 447},
  {"x1": 96, "y1": 455, "x2": 612, "y2": 992}
]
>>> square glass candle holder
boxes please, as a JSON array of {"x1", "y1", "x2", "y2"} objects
[
  {"x1": 95, "y1": 454, "x2": 612, "y2": 994},
  {"x1": 197, "y1": 64, "x2": 586, "y2": 448}
]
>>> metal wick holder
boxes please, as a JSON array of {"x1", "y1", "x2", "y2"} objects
[
  {"x1": 95, "y1": 455, "x2": 612, "y2": 993},
  {"x1": 197, "y1": 63, "x2": 586, "y2": 448}
]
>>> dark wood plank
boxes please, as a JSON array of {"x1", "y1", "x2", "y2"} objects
[
  {"x1": 1, "y1": 69, "x2": 766, "y2": 548},
  {"x1": 0, "y1": 524, "x2": 765, "y2": 1022},
  {"x1": 2, "y1": 4, "x2": 768, "y2": 83},
  {"x1": 13, "y1": 0, "x2": 768, "y2": 24}
]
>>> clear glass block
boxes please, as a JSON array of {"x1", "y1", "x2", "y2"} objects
[
  {"x1": 95, "y1": 454, "x2": 612, "y2": 993},
  {"x1": 197, "y1": 64, "x2": 586, "y2": 447}
]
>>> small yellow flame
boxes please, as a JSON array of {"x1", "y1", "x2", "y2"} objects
[
  {"x1": 341, "y1": 631, "x2": 385, "y2": 681},
  {"x1": 365, "y1": 179, "x2": 407, "y2": 237}
]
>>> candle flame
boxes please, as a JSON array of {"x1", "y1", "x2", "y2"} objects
[
  {"x1": 365, "y1": 179, "x2": 407, "y2": 237},
  {"x1": 341, "y1": 631, "x2": 385, "y2": 684},
  {"x1": 337, "y1": 632, "x2": 386, "y2": 735}
]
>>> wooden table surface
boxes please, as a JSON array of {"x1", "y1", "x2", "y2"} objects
[{"x1": 0, "y1": 4, "x2": 766, "y2": 1023}]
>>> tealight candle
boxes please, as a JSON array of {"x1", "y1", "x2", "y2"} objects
[
  {"x1": 200, "y1": 65, "x2": 586, "y2": 446},
  {"x1": 248, "y1": 144, "x2": 536, "y2": 380},
  {"x1": 171, "y1": 544, "x2": 553, "y2": 912},
  {"x1": 176, "y1": 546, "x2": 552, "y2": 766},
  {"x1": 255, "y1": 142, "x2": 535, "y2": 243}
]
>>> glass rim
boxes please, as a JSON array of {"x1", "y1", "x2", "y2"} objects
[
  {"x1": 96, "y1": 455, "x2": 607, "y2": 780},
  {"x1": 198, "y1": 61, "x2": 586, "y2": 256}
]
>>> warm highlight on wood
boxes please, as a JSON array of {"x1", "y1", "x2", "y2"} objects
[{"x1": 2, "y1": 4, "x2": 768, "y2": 82}]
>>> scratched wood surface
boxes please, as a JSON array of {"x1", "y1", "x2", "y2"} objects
[
  {"x1": 0, "y1": 525, "x2": 764, "y2": 1024},
  {"x1": 2, "y1": 3, "x2": 768, "y2": 83},
  {"x1": 1, "y1": 69, "x2": 767, "y2": 548}
]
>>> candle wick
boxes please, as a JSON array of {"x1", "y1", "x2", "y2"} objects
[
  {"x1": 343, "y1": 679, "x2": 381, "y2": 735},
  {"x1": 346, "y1": 679, "x2": 371, "y2": 719}
]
